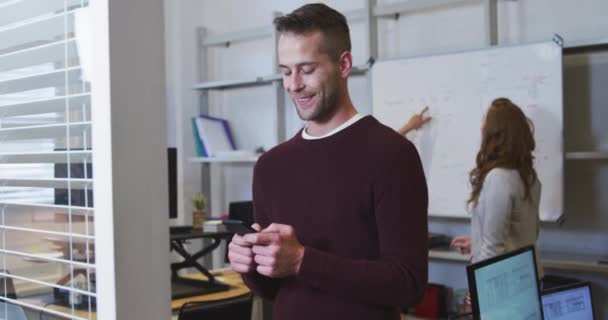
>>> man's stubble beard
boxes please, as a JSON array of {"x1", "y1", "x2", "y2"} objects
[{"x1": 294, "y1": 77, "x2": 341, "y2": 122}]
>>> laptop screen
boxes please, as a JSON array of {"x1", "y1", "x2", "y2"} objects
[
  {"x1": 542, "y1": 282, "x2": 594, "y2": 320},
  {"x1": 467, "y1": 245, "x2": 543, "y2": 320}
]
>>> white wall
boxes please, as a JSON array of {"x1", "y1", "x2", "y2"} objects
[
  {"x1": 164, "y1": 0, "x2": 608, "y2": 317},
  {"x1": 93, "y1": 0, "x2": 171, "y2": 319}
]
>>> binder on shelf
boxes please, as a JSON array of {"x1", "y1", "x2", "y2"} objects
[
  {"x1": 192, "y1": 115, "x2": 237, "y2": 157},
  {"x1": 191, "y1": 118, "x2": 207, "y2": 157}
]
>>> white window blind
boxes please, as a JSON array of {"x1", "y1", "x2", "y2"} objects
[{"x1": 0, "y1": 1, "x2": 95, "y2": 319}]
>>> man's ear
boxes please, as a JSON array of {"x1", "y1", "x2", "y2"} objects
[{"x1": 338, "y1": 51, "x2": 353, "y2": 79}]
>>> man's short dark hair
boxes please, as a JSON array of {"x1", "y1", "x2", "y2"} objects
[{"x1": 273, "y1": 3, "x2": 351, "y2": 61}]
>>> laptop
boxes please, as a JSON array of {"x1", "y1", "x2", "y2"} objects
[
  {"x1": 542, "y1": 282, "x2": 595, "y2": 320},
  {"x1": 466, "y1": 245, "x2": 543, "y2": 320}
]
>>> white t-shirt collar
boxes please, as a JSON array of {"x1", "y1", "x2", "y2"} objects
[{"x1": 302, "y1": 113, "x2": 365, "y2": 140}]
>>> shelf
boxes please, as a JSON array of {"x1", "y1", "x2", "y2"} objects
[
  {"x1": 192, "y1": 64, "x2": 371, "y2": 91},
  {"x1": 565, "y1": 151, "x2": 608, "y2": 160},
  {"x1": 189, "y1": 156, "x2": 259, "y2": 164},
  {"x1": 373, "y1": 0, "x2": 470, "y2": 18},
  {"x1": 429, "y1": 249, "x2": 608, "y2": 274},
  {"x1": 192, "y1": 75, "x2": 278, "y2": 90},
  {"x1": 198, "y1": 10, "x2": 371, "y2": 47},
  {"x1": 202, "y1": 26, "x2": 273, "y2": 47},
  {"x1": 542, "y1": 252, "x2": 608, "y2": 274},
  {"x1": 543, "y1": 259, "x2": 608, "y2": 274},
  {"x1": 429, "y1": 249, "x2": 470, "y2": 262}
]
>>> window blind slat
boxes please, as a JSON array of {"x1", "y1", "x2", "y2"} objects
[
  {"x1": 0, "y1": 14, "x2": 67, "y2": 54},
  {"x1": 0, "y1": 272, "x2": 96, "y2": 297},
  {"x1": 0, "y1": 122, "x2": 90, "y2": 141},
  {"x1": 0, "y1": 201, "x2": 93, "y2": 211},
  {"x1": 0, "y1": 0, "x2": 84, "y2": 29},
  {"x1": 0, "y1": 67, "x2": 83, "y2": 95},
  {"x1": 0, "y1": 93, "x2": 90, "y2": 117},
  {"x1": 0, "y1": 248, "x2": 95, "y2": 269},
  {"x1": 0, "y1": 38, "x2": 78, "y2": 73},
  {"x1": 0, "y1": 150, "x2": 91, "y2": 163},
  {"x1": 0, "y1": 225, "x2": 93, "y2": 240},
  {"x1": 0, "y1": 178, "x2": 92, "y2": 189}
]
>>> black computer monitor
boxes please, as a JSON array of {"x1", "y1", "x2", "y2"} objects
[
  {"x1": 168, "y1": 147, "x2": 177, "y2": 219},
  {"x1": 224, "y1": 200, "x2": 254, "y2": 263},
  {"x1": 466, "y1": 245, "x2": 543, "y2": 320},
  {"x1": 228, "y1": 201, "x2": 253, "y2": 226},
  {"x1": 542, "y1": 282, "x2": 595, "y2": 320}
]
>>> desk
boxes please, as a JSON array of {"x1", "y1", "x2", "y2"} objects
[
  {"x1": 171, "y1": 269, "x2": 250, "y2": 310},
  {"x1": 21, "y1": 269, "x2": 250, "y2": 320},
  {"x1": 541, "y1": 251, "x2": 608, "y2": 274}
]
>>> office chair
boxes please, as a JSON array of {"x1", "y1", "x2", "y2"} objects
[{"x1": 177, "y1": 294, "x2": 253, "y2": 320}]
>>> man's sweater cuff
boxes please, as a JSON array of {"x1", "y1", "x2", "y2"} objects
[{"x1": 296, "y1": 246, "x2": 328, "y2": 290}]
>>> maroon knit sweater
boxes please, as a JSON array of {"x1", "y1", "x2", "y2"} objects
[{"x1": 242, "y1": 116, "x2": 428, "y2": 320}]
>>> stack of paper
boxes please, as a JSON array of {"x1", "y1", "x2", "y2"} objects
[
  {"x1": 203, "y1": 220, "x2": 226, "y2": 233},
  {"x1": 191, "y1": 115, "x2": 237, "y2": 157}
]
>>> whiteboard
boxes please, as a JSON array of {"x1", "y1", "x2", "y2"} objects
[{"x1": 372, "y1": 41, "x2": 563, "y2": 221}]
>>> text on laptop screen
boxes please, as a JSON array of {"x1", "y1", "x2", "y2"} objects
[
  {"x1": 542, "y1": 285, "x2": 594, "y2": 320},
  {"x1": 473, "y1": 249, "x2": 542, "y2": 320}
]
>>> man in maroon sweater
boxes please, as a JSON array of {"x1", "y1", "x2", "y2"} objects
[{"x1": 228, "y1": 3, "x2": 428, "y2": 319}]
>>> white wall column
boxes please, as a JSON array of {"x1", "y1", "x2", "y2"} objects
[{"x1": 92, "y1": 0, "x2": 172, "y2": 319}]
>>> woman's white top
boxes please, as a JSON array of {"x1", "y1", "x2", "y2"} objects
[{"x1": 470, "y1": 168, "x2": 542, "y2": 274}]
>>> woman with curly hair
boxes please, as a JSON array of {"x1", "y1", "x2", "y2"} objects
[{"x1": 451, "y1": 98, "x2": 542, "y2": 267}]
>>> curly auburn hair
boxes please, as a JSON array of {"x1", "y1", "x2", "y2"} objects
[{"x1": 468, "y1": 98, "x2": 538, "y2": 207}]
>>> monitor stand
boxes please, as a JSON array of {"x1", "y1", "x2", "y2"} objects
[
  {"x1": 171, "y1": 276, "x2": 230, "y2": 299},
  {"x1": 169, "y1": 229, "x2": 233, "y2": 299}
]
